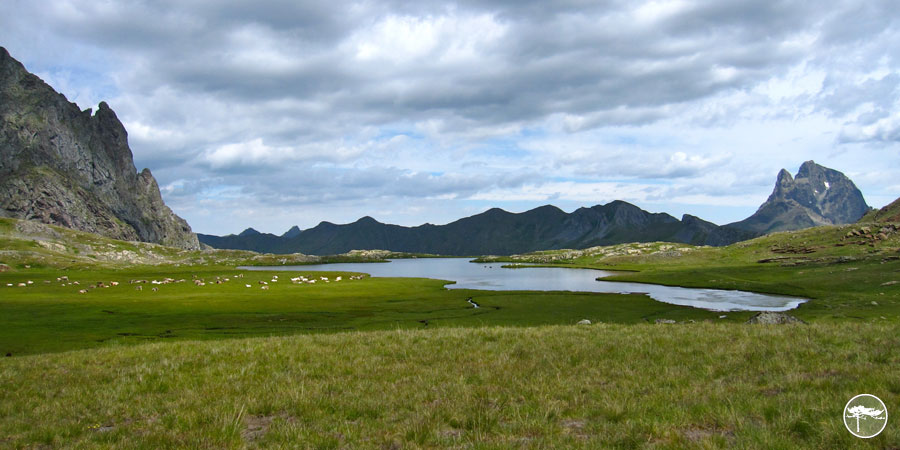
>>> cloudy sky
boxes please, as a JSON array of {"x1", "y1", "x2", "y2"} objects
[{"x1": 2, "y1": 0, "x2": 898, "y2": 235}]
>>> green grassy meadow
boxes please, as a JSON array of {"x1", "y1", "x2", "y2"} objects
[
  {"x1": 0, "y1": 266, "x2": 732, "y2": 356},
  {"x1": 1, "y1": 324, "x2": 897, "y2": 448},
  {"x1": 2, "y1": 217, "x2": 899, "y2": 447}
]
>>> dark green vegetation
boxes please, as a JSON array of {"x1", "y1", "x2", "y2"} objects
[
  {"x1": 0, "y1": 265, "x2": 730, "y2": 356},
  {"x1": 1, "y1": 324, "x2": 897, "y2": 448},
  {"x1": 3, "y1": 216, "x2": 899, "y2": 357}
]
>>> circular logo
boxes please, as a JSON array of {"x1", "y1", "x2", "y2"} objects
[{"x1": 844, "y1": 394, "x2": 888, "y2": 438}]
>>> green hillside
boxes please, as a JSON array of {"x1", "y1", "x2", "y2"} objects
[{"x1": 479, "y1": 220, "x2": 900, "y2": 323}]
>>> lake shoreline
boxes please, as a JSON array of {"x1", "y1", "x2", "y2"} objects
[{"x1": 240, "y1": 258, "x2": 807, "y2": 312}]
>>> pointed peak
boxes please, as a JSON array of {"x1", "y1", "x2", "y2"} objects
[
  {"x1": 777, "y1": 168, "x2": 794, "y2": 184},
  {"x1": 0, "y1": 46, "x2": 18, "y2": 65},
  {"x1": 282, "y1": 225, "x2": 302, "y2": 238},
  {"x1": 238, "y1": 227, "x2": 261, "y2": 237},
  {"x1": 797, "y1": 160, "x2": 822, "y2": 179}
]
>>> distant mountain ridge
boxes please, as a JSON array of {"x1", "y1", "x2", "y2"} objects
[
  {"x1": 199, "y1": 201, "x2": 759, "y2": 255},
  {"x1": 0, "y1": 47, "x2": 199, "y2": 249},
  {"x1": 199, "y1": 161, "x2": 869, "y2": 256}
]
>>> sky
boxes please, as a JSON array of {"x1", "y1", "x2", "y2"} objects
[{"x1": 1, "y1": 0, "x2": 898, "y2": 235}]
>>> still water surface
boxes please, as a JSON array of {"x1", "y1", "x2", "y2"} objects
[{"x1": 241, "y1": 258, "x2": 805, "y2": 312}]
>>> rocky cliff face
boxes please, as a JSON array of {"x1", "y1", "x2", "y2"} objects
[
  {"x1": 0, "y1": 47, "x2": 199, "y2": 249},
  {"x1": 729, "y1": 161, "x2": 869, "y2": 234}
]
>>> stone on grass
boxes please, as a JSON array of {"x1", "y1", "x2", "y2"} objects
[
  {"x1": 745, "y1": 312, "x2": 805, "y2": 324},
  {"x1": 576, "y1": 319, "x2": 591, "y2": 325}
]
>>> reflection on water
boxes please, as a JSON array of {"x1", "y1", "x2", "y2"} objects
[{"x1": 240, "y1": 258, "x2": 806, "y2": 312}]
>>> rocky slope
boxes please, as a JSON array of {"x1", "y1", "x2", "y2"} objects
[
  {"x1": 728, "y1": 161, "x2": 869, "y2": 234},
  {"x1": 0, "y1": 47, "x2": 199, "y2": 249},
  {"x1": 859, "y1": 197, "x2": 900, "y2": 223}
]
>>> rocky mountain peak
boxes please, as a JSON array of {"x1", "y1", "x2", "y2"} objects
[
  {"x1": 0, "y1": 47, "x2": 199, "y2": 249},
  {"x1": 730, "y1": 161, "x2": 868, "y2": 234},
  {"x1": 775, "y1": 168, "x2": 793, "y2": 187}
]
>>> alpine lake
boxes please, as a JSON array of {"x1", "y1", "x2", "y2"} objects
[{"x1": 242, "y1": 258, "x2": 805, "y2": 312}]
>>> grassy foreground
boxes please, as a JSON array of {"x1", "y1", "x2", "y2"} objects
[{"x1": 1, "y1": 323, "x2": 897, "y2": 448}]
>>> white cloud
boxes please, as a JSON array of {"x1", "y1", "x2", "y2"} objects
[{"x1": 1, "y1": 0, "x2": 898, "y2": 234}]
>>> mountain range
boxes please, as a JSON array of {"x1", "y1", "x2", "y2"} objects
[{"x1": 199, "y1": 161, "x2": 869, "y2": 255}]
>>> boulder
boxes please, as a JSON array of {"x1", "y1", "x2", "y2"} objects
[
  {"x1": 745, "y1": 312, "x2": 806, "y2": 325},
  {"x1": 576, "y1": 319, "x2": 591, "y2": 325}
]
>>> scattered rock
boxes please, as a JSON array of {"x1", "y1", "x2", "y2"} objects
[
  {"x1": 654, "y1": 319, "x2": 676, "y2": 324},
  {"x1": 746, "y1": 312, "x2": 806, "y2": 325},
  {"x1": 0, "y1": 263, "x2": 9, "y2": 272},
  {"x1": 576, "y1": 319, "x2": 591, "y2": 325},
  {"x1": 871, "y1": 301, "x2": 878, "y2": 306},
  {"x1": 881, "y1": 281, "x2": 898, "y2": 286}
]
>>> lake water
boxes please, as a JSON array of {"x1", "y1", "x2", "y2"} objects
[{"x1": 240, "y1": 258, "x2": 805, "y2": 312}]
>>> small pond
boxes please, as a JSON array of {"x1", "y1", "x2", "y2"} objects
[{"x1": 240, "y1": 258, "x2": 805, "y2": 312}]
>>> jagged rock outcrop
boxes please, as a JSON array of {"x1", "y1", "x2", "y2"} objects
[
  {"x1": 729, "y1": 161, "x2": 869, "y2": 234},
  {"x1": 0, "y1": 47, "x2": 199, "y2": 249}
]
